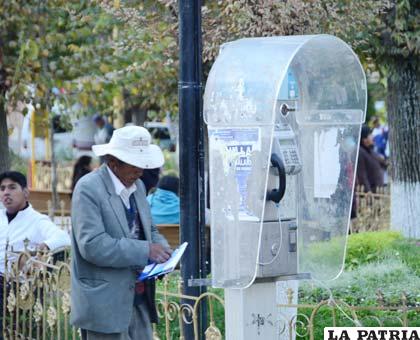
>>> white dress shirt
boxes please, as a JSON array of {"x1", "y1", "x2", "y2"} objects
[
  {"x1": 106, "y1": 166, "x2": 137, "y2": 209},
  {"x1": 0, "y1": 205, "x2": 71, "y2": 272}
]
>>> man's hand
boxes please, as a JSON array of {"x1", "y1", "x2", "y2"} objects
[{"x1": 149, "y1": 244, "x2": 172, "y2": 263}]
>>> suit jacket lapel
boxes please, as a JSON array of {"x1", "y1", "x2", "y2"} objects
[
  {"x1": 109, "y1": 195, "x2": 130, "y2": 236},
  {"x1": 98, "y1": 165, "x2": 130, "y2": 237},
  {"x1": 134, "y1": 184, "x2": 152, "y2": 242}
]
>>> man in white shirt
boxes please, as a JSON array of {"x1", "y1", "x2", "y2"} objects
[{"x1": 0, "y1": 171, "x2": 71, "y2": 273}]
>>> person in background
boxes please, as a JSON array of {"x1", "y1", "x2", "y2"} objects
[
  {"x1": 147, "y1": 175, "x2": 180, "y2": 225},
  {"x1": 93, "y1": 114, "x2": 114, "y2": 145},
  {"x1": 0, "y1": 171, "x2": 71, "y2": 335},
  {"x1": 0, "y1": 171, "x2": 71, "y2": 272},
  {"x1": 93, "y1": 114, "x2": 114, "y2": 164},
  {"x1": 71, "y1": 155, "x2": 93, "y2": 193},
  {"x1": 141, "y1": 168, "x2": 161, "y2": 194},
  {"x1": 370, "y1": 116, "x2": 388, "y2": 159},
  {"x1": 356, "y1": 125, "x2": 387, "y2": 193}
]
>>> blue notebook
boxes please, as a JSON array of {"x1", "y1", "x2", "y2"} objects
[{"x1": 138, "y1": 242, "x2": 188, "y2": 281}]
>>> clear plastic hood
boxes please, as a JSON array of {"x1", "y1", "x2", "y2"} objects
[{"x1": 204, "y1": 35, "x2": 366, "y2": 288}]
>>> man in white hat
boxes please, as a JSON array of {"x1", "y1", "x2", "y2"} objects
[{"x1": 70, "y1": 126, "x2": 172, "y2": 340}]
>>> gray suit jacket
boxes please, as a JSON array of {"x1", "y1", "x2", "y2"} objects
[{"x1": 70, "y1": 165, "x2": 169, "y2": 333}]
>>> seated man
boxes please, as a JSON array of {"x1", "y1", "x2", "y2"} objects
[{"x1": 0, "y1": 171, "x2": 71, "y2": 273}]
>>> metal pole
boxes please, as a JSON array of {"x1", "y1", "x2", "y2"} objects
[{"x1": 178, "y1": 0, "x2": 207, "y2": 339}]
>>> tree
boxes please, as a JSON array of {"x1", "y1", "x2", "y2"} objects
[
  {"x1": 0, "y1": 0, "x2": 178, "y2": 174},
  {"x1": 364, "y1": 0, "x2": 419, "y2": 238},
  {"x1": 97, "y1": 0, "x2": 179, "y2": 121},
  {"x1": 0, "y1": 1, "x2": 110, "y2": 174},
  {"x1": 0, "y1": 49, "x2": 9, "y2": 172},
  {"x1": 200, "y1": 0, "x2": 419, "y2": 237}
]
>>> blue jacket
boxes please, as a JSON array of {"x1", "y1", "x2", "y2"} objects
[{"x1": 147, "y1": 189, "x2": 180, "y2": 225}]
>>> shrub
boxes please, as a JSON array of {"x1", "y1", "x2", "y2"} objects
[
  {"x1": 9, "y1": 150, "x2": 28, "y2": 176},
  {"x1": 345, "y1": 231, "x2": 403, "y2": 269}
]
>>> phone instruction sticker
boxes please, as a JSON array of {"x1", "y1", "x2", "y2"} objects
[{"x1": 209, "y1": 127, "x2": 261, "y2": 221}]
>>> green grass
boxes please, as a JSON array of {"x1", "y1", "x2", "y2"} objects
[
  {"x1": 345, "y1": 231, "x2": 403, "y2": 269},
  {"x1": 296, "y1": 231, "x2": 420, "y2": 339},
  {"x1": 384, "y1": 238, "x2": 420, "y2": 276},
  {"x1": 154, "y1": 231, "x2": 419, "y2": 338},
  {"x1": 300, "y1": 258, "x2": 420, "y2": 306},
  {"x1": 297, "y1": 257, "x2": 420, "y2": 339}
]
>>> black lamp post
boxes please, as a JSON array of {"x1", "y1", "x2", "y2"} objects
[{"x1": 178, "y1": 0, "x2": 208, "y2": 339}]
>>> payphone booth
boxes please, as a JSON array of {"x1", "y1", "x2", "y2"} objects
[{"x1": 204, "y1": 35, "x2": 366, "y2": 339}]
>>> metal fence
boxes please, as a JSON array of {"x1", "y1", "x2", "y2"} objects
[
  {"x1": 1, "y1": 187, "x2": 400, "y2": 339},
  {"x1": 2, "y1": 245, "x2": 225, "y2": 340},
  {"x1": 278, "y1": 288, "x2": 419, "y2": 340},
  {"x1": 2, "y1": 242, "x2": 75, "y2": 340},
  {"x1": 46, "y1": 186, "x2": 392, "y2": 235},
  {"x1": 33, "y1": 164, "x2": 392, "y2": 234},
  {"x1": 33, "y1": 163, "x2": 73, "y2": 192},
  {"x1": 3, "y1": 245, "x2": 419, "y2": 340},
  {"x1": 352, "y1": 186, "x2": 391, "y2": 232}
]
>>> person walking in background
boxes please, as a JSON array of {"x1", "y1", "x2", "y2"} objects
[
  {"x1": 356, "y1": 125, "x2": 387, "y2": 193},
  {"x1": 92, "y1": 114, "x2": 114, "y2": 163},
  {"x1": 71, "y1": 155, "x2": 93, "y2": 193},
  {"x1": 370, "y1": 116, "x2": 388, "y2": 159},
  {"x1": 93, "y1": 114, "x2": 114, "y2": 145},
  {"x1": 147, "y1": 175, "x2": 180, "y2": 225},
  {"x1": 71, "y1": 125, "x2": 172, "y2": 340}
]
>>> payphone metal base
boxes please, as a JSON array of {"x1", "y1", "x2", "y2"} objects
[
  {"x1": 257, "y1": 220, "x2": 299, "y2": 279},
  {"x1": 254, "y1": 272, "x2": 311, "y2": 284}
]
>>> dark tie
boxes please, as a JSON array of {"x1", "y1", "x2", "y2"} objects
[
  {"x1": 127, "y1": 194, "x2": 147, "y2": 299},
  {"x1": 127, "y1": 194, "x2": 146, "y2": 240}
]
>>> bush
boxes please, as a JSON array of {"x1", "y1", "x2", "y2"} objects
[
  {"x1": 9, "y1": 150, "x2": 28, "y2": 176},
  {"x1": 345, "y1": 231, "x2": 403, "y2": 269},
  {"x1": 301, "y1": 258, "x2": 420, "y2": 306}
]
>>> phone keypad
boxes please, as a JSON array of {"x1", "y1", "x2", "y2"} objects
[{"x1": 280, "y1": 148, "x2": 301, "y2": 175}]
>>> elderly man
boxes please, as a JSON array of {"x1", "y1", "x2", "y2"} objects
[
  {"x1": 71, "y1": 125, "x2": 172, "y2": 340},
  {"x1": 0, "y1": 171, "x2": 71, "y2": 272}
]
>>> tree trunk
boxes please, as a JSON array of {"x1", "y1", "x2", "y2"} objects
[
  {"x1": 0, "y1": 97, "x2": 10, "y2": 173},
  {"x1": 387, "y1": 59, "x2": 420, "y2": 238},
  {"x1": 132, "y1": 107, "x2": 147, "y2": 126},
  {"x1": 122, "y1": 103, "x2": 148, "y2": 126},
  {"x1": 49, "y1": 115, "x2": 59, "y2": 214}
]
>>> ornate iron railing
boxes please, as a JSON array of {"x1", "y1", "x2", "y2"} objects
[
  {"x1": 278, "y1": 288, "x2": 419, "y2": 340},
  {"x1": 3, "y1": 247, "x2": 419, "y2": 340},
  {"x1": 43, "y1": 186, "x2": 392, "y2": 235},
  {"x1": 352, "y1": 185, "x2": 390, "y2": 232},
  {"x1": 2, "y1": 242, "x2": 75, "y2": 340},
  {"x1": 154, "y1": 276, "x2": 224, "y2": 340},
  {"x1": 33, "y1": 163, "x2": 73, "y2": 192}
]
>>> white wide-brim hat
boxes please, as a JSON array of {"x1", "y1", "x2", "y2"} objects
[{"x1": 92, "y1": 125, "x2": 164, "y2": 169}]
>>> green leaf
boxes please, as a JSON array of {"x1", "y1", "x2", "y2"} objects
[{"x1": 26, "y1": 40, "x2": 39, "y2": 61}]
